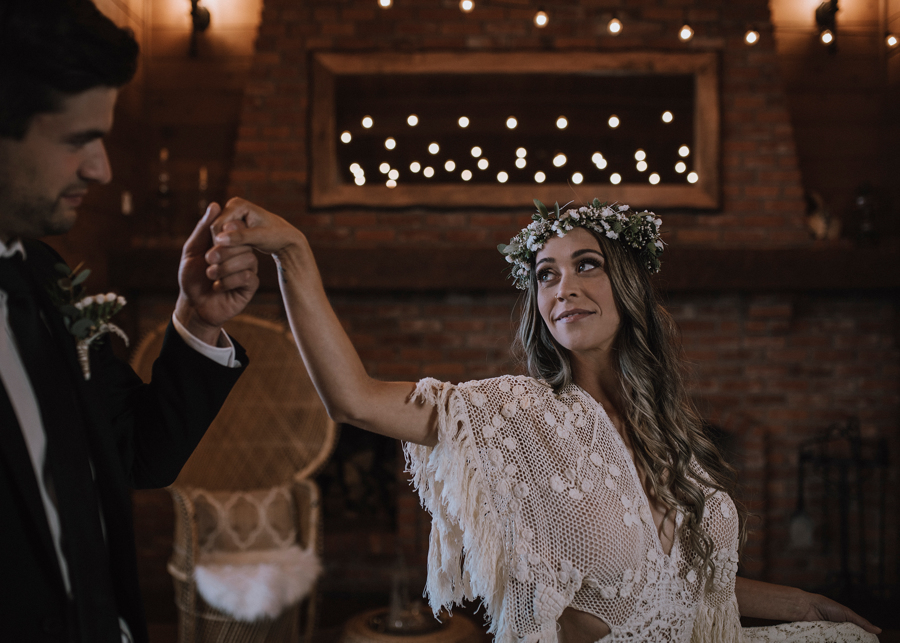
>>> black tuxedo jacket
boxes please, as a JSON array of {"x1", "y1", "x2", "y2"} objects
[{"x1": 0, "y1": 240, "x2": 247, "y2": 643}]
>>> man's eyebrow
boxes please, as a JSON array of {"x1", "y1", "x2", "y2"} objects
[{"x1": 62, "y1": 129, "x2": 107, "y2": 145}]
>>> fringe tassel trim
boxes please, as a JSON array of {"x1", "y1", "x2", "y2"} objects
[
  {"x1": 691, "y1": 595, "x2": 744, "y2": 643},
  {"x1": 404, "y1": 378, "x2": 511, "y2": 640}
]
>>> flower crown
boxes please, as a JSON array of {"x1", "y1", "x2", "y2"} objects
[{"x1": 497, "y1": 198, "x2": 664, "y2": 290}]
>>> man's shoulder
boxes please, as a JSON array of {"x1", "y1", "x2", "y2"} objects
[{"x1": 22, "y1": 239, "x2": 66, "y2": 268}]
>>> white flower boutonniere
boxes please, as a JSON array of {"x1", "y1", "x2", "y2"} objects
[{"x1": 49, "y1": 262, "x2": 129, "y2": 380}]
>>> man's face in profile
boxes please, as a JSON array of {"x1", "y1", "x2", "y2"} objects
[{"x1": 0, "y1": 86, "x2": 118, "y2": 243}]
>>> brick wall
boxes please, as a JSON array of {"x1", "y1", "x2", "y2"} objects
[
  {"x1": 228, "y1": 0, "x2": 809, "y2": 247},
  {"x1": 124, "y1": 0, "x2": 899, "y2": 621}
]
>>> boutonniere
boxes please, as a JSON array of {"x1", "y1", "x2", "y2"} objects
[{"x1": 49, "y1": 262, "x2": 129, "y2": 380}]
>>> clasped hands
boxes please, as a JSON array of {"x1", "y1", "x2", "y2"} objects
[{"x1": 173, "y1": 202, "x2": 261, "y2": 347}]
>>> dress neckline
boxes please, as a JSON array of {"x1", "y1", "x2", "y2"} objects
[{"x1": 569, "y1": 384, "x2": 680, "y2": 560}]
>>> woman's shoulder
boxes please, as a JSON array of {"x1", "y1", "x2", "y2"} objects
[{"x1": 456, "y1": 374, "x2": 554, "y2": 399}]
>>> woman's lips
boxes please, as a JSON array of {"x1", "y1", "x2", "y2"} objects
[{"x1": 555, "y1": 309, "x2": 593, "y2": 323}]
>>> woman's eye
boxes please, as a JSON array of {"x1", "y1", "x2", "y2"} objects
[
  {"x1": 536, "y1": 270, "x2": 554, "y2": 283},
  {"x1": 578, "y1": 259, "x2": 600, "y2": 272}
]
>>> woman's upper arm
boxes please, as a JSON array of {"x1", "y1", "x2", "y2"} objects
[{"x1": 338, "y1": 379, "x2": 440, "y2": 447}]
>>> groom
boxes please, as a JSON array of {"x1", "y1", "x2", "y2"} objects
[{"x1": 0, "y1": 1, "x2": 258, "y2": 641}]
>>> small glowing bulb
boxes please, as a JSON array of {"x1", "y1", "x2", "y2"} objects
[
  {"x1": 471, "y1": 146, "x2": 482, "y2": 158},
  {"x1": 608, "y1": 18, "x2": 622, "y2": 34},
  {"x1": 678, "y1": 145, "x2": 690, "y2": 157},
  {"x1": 595, "y1": 158, "x2": 608, "y2": 169},
  {"x1": 887, "y1": 34, "x2": 899, "y2": 48},
  {"x1": 687, "y1": 172, "x2": 699, "y2": 183},
  {"x1": 572, "y1": 172, "x2": 583, "y2": 185},
  {"x1": 534, "y1": 10, "x2": 548, "y2": 27},
  {"x1": 423, "y1": 166, "x2": 435, "y2": 178},
  {"x1": 534, "y1": 171, "x2": 546, "y2": 183},
  {"x1": 477, "y1": 158, "x2": 489, "y2": 170},
  {"x1": 410, "y1": 162, "x2": 421, "y2": 173},
  {"x1": 340, "y1": 131, "x2": 352, "y2": 143},
  {"x1": 350, "y1": 163, "x2": 362, "y2": 174},
  {"x1": 428, "y1": 142, "x2": 440, "y2": 154},
  {"x1": 362, "y1": 116, "x2": 373, "y2": 128},
  {"x1": 745, "y1": 30, "x2": 759, "y2": 45},
  {"x1": 636, "y1": 161, "x2": 648, "y2": 172},
  {"x1": 679, "y1": 24, "x2": 694, "y2": 41},
  {"x1": 459, "y1": 0, "x2": 474, "y2": 13},
  {"x1": 649, "y1": 173, "x2": 661, "y2": 185},
  {"x1": 516, "y1": 147, "x2": 527, "y2": 158},
  {"x1": 515, "y1": 158, "x2": 527, "y2": 169},
  {"x1": 675, "y1": 161, "x2": 687, "y2": 173},
  {"x1": 354, "y1": 175, "x2": 366, "y2": 186},
  {"x1": 461, "y1": 169, "x2": 473, "y2": 181},
  {"x1": 379, "y1": 163, "x2": 390, "y2": 174},
  {"x1": 608, "y1": 115, "x2": 620, "y2": 128},
  {"x1": 821, "y1": 30, "x2": 834, "y2": 45},
  {"x1": 378, "y1": 0, "x2": 392, "y2": 8},
  {"x1": 610, "y1": 173, "x2": 622, "y2": 185},
  {"x1": 386, "y1": 179, "x2": 397, "y2": 188},
  {"x1": 506, "y1": 117, "x2": 518, "y2": 129},
  {"x1": 407, "y1": 114, "x2": 419, "y2": 126},
  {"x1": 635, "y1": 149, "x2": 646, "y2": 161},
  {"x1": 662, "y1": 111, "x2": 674, "y2": 123},
  {"x1": 556, "y1": 116, "x2": 568, "y2": 129},
  {"x1": 552, "y1": 153, "x2": 567, "y2": 167},
  {"x1": 497, "y1": 171, "x2": 509, "y2": 183},
  {"x1": 591, "y1": 152, "x2": 603, "y2": 164},
  {"x1": 385, "y1": 137, "x2": 396, "y2": 150},
  {"x1": 388, "y1": 169, "x2": 399, "y2": 180},
  {"x1": 444, "y1": 160, "x2": 456, "y2": 172},
  {"x1": 458, "y1": 116, "x2": 470, "y2": 128}
]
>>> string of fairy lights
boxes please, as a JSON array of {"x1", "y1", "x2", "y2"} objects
[
  {"x1": 340, "y1": 111, "x2": 697, "y2": 189},
  {"x1": 375, "y1": 0, "x2": 765, "y2": 46}
]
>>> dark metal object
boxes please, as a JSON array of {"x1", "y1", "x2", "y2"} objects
[
  {"x1": 189, "y1": 0, "x2": 210, "y2": 58},
  {"x1": 794, "y1": 418, "x2": 890, "y2": 604}
]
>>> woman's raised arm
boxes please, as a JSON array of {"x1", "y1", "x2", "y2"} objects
[{"x1": 208, "y1": 198, "x2": 439, "y2": 447}]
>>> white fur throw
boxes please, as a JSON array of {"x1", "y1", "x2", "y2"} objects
[{"x1": 194, "y1": 545, "x2": 322, "y2": 621}]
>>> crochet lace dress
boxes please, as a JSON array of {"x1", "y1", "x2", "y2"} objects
[{"x1": 404, "y1": 376, "x2": 877, "y2": 643}]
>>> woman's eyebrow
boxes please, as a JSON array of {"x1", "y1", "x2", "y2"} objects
[
  {"x1": 571, "y1": 248, "x2": 604, "y2": 259},
  {"x1": 535, "y1": 256, "x2": 556, "y2": 268}
]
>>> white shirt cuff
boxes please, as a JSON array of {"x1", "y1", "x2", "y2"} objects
[{"x1": 171, "y1": 314, "x2": 241, "y2": 368}]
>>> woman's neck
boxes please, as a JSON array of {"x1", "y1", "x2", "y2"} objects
[{"x1": 570, "y1": 349, "x2": 623, "y2": 421}]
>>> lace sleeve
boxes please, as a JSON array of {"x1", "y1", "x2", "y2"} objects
[
  {"x1": 691, "y1": 491, "x2": 743, "y2": 643},
  {"x1": 403, "y1": 378, "x2": 508, "y2": 632}
]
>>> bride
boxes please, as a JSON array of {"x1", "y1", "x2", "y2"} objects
[{"x1": 206, "y1": 197, "x2": 880, "y2": 643}]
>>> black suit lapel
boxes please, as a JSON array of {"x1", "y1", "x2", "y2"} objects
[{"x1": 0, "y1": 390, "x2": 66, "y2": 589}]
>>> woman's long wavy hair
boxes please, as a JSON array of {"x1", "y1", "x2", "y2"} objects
[{"x1": 514, "y1": 229, "x2": 745, "y2": 577}]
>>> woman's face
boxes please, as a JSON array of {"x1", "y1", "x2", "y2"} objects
[{"x1": 534, "y1": 227, "x2": 621, "y2": 358}]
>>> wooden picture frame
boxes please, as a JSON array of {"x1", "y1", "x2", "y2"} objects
[{"x1": 310, "y1": 51, "x2": 719, "y2": 209}]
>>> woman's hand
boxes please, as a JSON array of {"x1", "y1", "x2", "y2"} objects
[
  {"x1": 735, "y1": 577, "x2": 880, "y2": 635},
  {"x1": 210, "y1": 197, "x2": 305, "y2": 257},
  {"x1": 796, "y1": 591, "x2": 881, "y2": 635}
]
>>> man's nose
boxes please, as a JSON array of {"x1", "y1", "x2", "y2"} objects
[{"x1": 79, "y1": 140, "x2": 112, "y2": 185}]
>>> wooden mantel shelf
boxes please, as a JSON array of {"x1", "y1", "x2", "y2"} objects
[{"x1": 110, "y1": 244, "x2": 900, "y2": 293}]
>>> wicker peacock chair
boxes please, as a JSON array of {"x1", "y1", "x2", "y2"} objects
[{"x1": 131, "y1": 315, "x2": 338, "y2": 643}]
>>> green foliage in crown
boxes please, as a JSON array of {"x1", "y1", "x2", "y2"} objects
[{"x1": 497, "y1": 198, "x2": 664, "y2": 290}]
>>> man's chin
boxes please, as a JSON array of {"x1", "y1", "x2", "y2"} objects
[{"x1": 42, "y1": 207, "x2": 79, "y2": 236}]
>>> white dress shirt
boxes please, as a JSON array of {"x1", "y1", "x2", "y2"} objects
[{"x1": 0, "y1": 238, "x2": 238, "y2": 639}]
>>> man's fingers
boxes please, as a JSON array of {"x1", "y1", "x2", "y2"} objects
[
  {"x1": 206, "y1": 249, "x2": 259, "y2": 282},
  {"x1": 211, "y1": 269, "x2": 259, "y2": 294},
  {"x1": 205, "y1": 243, "x2": 257, "y2": 269},
  {"x1": 183, "y1": 202, "x2": 221, "y2": 256}
]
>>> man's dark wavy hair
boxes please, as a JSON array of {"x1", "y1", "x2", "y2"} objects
[{"x1": 0, "y1": 0, "x2": 139, "y2": 140}]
